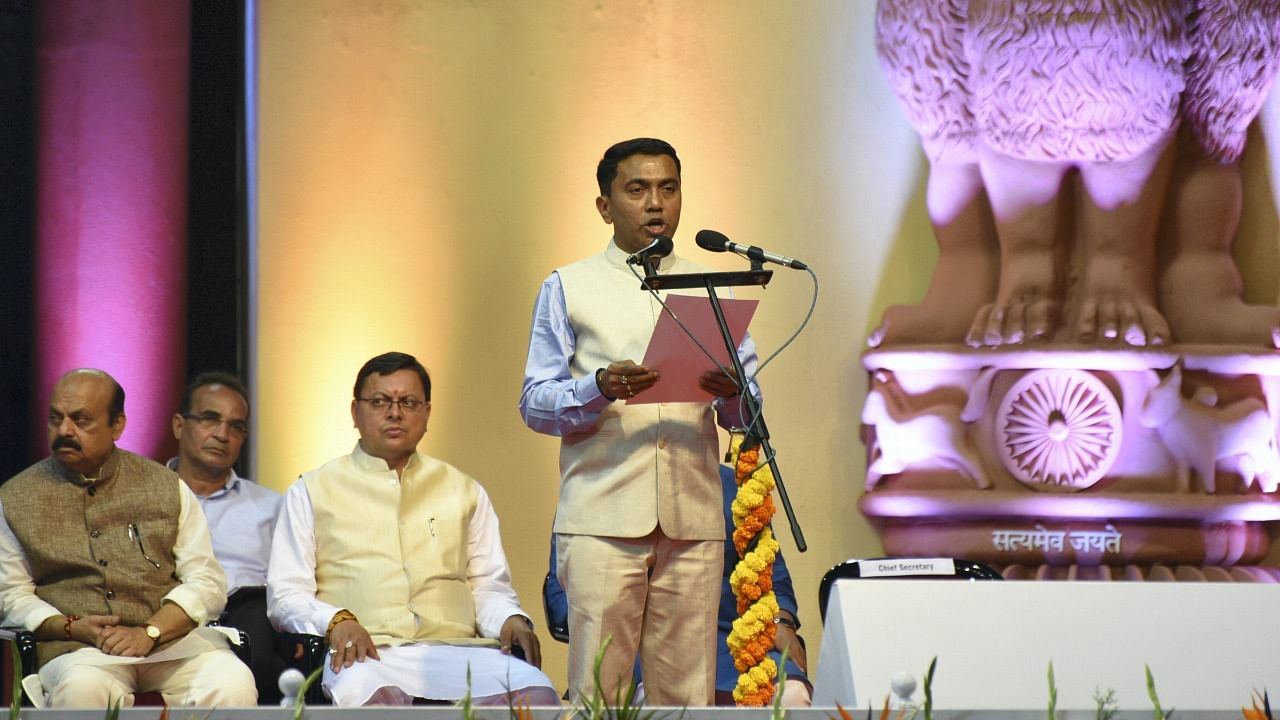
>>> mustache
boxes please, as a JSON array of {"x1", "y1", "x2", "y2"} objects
[{"x1": 51, "y1": 437, "x2": 81, "y2": 452}]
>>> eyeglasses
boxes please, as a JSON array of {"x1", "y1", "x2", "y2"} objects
[
  {"x1": 182, "y1": 412, "x2": 249, "y2": 438},
  {"x1": 357, "y1": 396, "x2": 427, "y2": 413}
]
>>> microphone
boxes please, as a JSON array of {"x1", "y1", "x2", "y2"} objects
[
  {"x1": 625, "y1": 235, "x2": 674, "y2": 267},
  {"x1": 695, "y1": 229, "x2": 808, "y2": 270}
]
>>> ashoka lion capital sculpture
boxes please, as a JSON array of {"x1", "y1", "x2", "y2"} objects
[{"x1": 861, "y1": 0, "x2": 1280, "y2": 577}]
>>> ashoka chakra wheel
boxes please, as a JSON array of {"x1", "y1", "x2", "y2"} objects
[{"x1": 996, "y1": 369, "x2": 1121, "y2": 491}]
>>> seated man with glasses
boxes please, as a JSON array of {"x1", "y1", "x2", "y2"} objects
[
  {"x1": 168, "y1": 372, "x2": 284, "y2": 704},
  {"x1": 267, "y1": 352, "x2": 557, "y2": 706}
]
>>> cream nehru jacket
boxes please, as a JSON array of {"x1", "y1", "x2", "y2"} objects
[
  {"x1": 554, "y1": 240, "x2": 723, "y2": 541},
  {"x1": 304, "y1": 445, "x2": 489, "y2": 646}
]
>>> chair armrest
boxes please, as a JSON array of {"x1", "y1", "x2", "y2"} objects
[
  {"x1": 0, "y1": 627, "x2": 37, "y2": 677},
  {"x1": 280, "y1": 632, "x2": 327, "y2": 705},
  {"x1": 206, "y1": 619, "x2": 253, "y2": 666}
]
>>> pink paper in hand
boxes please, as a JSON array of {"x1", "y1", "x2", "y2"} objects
[{"x1": 628, "y1": 294, "x2": 757, "y2": 405}]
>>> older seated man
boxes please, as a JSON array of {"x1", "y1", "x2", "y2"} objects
[
  {"x1": 268, "y1": 352, "x2": 557, "y2": 706},
  {"x1": 169, "y1": 371, "x2": 284, "y2": 704},
  {"x1": 0, "y1": 369, "x2": 256, "y2": 708}
]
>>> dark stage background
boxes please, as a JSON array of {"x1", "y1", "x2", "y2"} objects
[{"x1": 0, "y1": 0, "x2": 246, "y2": 479}]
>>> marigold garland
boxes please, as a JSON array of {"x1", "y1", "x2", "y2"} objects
[{"x1": 725, "y1": 432, "x2": 781, "y2": 706}]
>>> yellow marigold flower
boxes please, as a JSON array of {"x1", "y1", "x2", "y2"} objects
[
  {"x1": 748, "y1": 659, "x2": 776, "y2": 686},
  {"x1": 730, "y1": 565, "x2": 759, "y2": 589},
  {"x1": 727, "y1": 429, "x2": 783, "y2": 708},
  {"x1": 730, "y1": 614, "x2": 763, "y2": 642},
  {"x1": 739, "y1": 617, "x2": 764, "y2": 636}
]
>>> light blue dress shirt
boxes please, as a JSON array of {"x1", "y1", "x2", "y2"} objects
[
  {"x1": 168, "y1": 459, "x2": 281, "y2": 596},
  {"x1": 518, "y1": 270, "x2": 761, "y2": 437}
]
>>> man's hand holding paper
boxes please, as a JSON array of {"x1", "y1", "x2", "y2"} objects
[{"x1": 628, "y1": 294, "x2": 758, "y2": 404}]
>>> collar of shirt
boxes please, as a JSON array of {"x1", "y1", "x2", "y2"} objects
[
  {"x1": 165, "y1": 457, "x2": 243, "y2": 499},
  {"x1": 351, "y1": 441, "x2": 422, "y2": 475}
]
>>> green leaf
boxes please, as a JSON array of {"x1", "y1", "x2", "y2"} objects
[
  {"x1": 457, "y1": 663, "x2": 475, "y2": 720},
  {"x1": 1093, "y1": 687, "x2": 1118, "y2": 720},
  {"x1": 103, "y1": 694, "x2": 122, "y2": 720},
  {"x1": 773, "y1": 647, "x2": 790, "y2": 720},
  {"x1": 8, "y1": 639, "x2": 21, "y2": 720},
  {"x1": 1144, "y1": 664, "x2": 1172, "y2": 720},
  {"x1": 1047, "y1": 661, "x2": 1057, "y2": 720},
  {"x1": 291, "y1": 665, "x2": 323, "y2": 720},
  {"x1": 922, "y1": 657, "x2": 937, "y2": 720}
]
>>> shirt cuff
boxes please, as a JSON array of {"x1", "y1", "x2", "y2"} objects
[
  {"x1": 161, "y1": 586, "x2": 217, "y2": 626},
  {"x1": 777, "y1": 602, "x2": 800, "y2": 629},
  {"x1": 22, "y1": 607, "x2": 61, "y2": 634},
  {"x1": 579, "y1": 372, "x2": 613, "y2": 407},
  {"x1": 311, "y1": 604, "x2": 345, "y2": 637}
]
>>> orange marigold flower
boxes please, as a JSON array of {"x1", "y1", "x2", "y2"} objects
[
  {"x1": 734, "y1": 517, "x2": 764, "y2": 555},
  {"x1": 737, "y1": 687, "x2": 774, "y2": 707},
  {"x1": 728, "y1": 432, "x2": 781, "y2": 709},
  {"x1": 753, "y1": 495, "x2": 775, "y2": 522}
]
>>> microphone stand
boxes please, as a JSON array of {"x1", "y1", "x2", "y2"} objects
[{"x1": 639, "y1": 262, "x2": 807, "y2": 553}]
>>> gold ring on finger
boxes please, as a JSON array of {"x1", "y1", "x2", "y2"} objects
[
  {"x1": 621, "y1": 376, "x2": 630, "y2": 386},
  {"x1": 344, "y1": 640, "x2": 354, "y2": 649},
  {"x1": 628, "y1": 387, "x2": 635, "y2": 397}
]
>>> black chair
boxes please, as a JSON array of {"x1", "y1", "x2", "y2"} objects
[
  {"x1": 0, "y1": 624, "x2": 251, "y2": 707},
  {"x1": 818, "y1": 557, "x2": 1003, "y2": 621},
  {"x1": 281, "y1": 632, "x2": 328, "y2": 705},
  {"x1": 0, "y1": 626, "x2": 37, "y2": 706}
]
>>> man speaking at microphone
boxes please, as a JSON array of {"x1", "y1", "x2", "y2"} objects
[{"x1": 519, "y1": 137, "x2": 759, "y2": 705}]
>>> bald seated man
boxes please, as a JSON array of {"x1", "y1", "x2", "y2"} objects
[{"x1": 0, "y1": 369, "x2": 256, "y2": 708}]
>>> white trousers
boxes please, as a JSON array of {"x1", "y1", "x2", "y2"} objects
[
  {"x1": 39, "y1": 647, "x2": 257, "y2": 708},
  {"x1": 322, "y1": 643, "x2": 558, "y2": 706},
  {"x1": 556, "y1": 530, "x2": 721, "y2": 706}
]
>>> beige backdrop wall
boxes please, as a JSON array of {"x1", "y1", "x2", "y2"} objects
[{"x1": 249, "y1": 0, "x2": 1280, "y2": 692}]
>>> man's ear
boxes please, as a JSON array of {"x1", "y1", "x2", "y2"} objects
[
  {"x1": 171, "y1": 413, "x2": 184, "y2": 440},
  {"x1": 596, "y1": 195, "x2": 612, "y2": 224},
  {"x1": 111, "y1": 413, "x2": 127, "y2": 441}
]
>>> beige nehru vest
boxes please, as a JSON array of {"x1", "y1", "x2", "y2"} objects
[
  {"x1": 554, "y1": 241, "x2": 723, "y2": 541},
  {"x1": 304, "y1": 445, "x2": 486, "y2": 646},
  {"x1": 0, "y1": 450, "x2": 181, "y2": 666}
]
